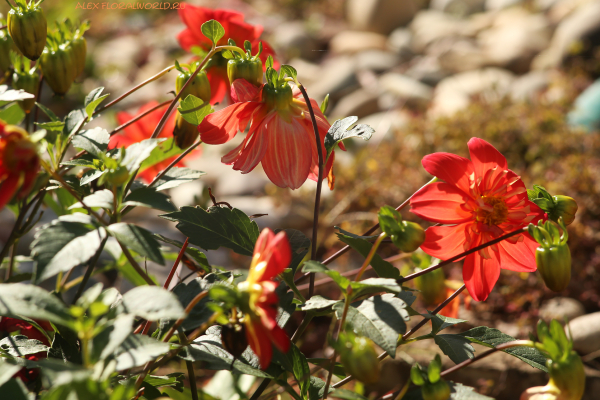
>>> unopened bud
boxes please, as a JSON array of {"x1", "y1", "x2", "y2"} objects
[
  {"x1": 339, "y1": 334, "x2": 381, "y2": 384},
  {"x1": 529, "y1": 219, "x2": 571, "y2": 292},
  {"x1": 551, "y1": 196, "x2": 577, "y2": 226},
  {"x1": 6, "y1": 1, "x2": 47, "y2": 61},
  {"x1": 414, "y1": 267, "x2": 446, "y2": 305},
  {"x1": 176, "y1": 66, "x2": 211, "y2": 104},
  {"x1": 173, "y1": 112, "x2": 199, "y2": 149}
]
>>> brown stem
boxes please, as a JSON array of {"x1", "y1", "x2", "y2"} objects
[
  {"x1": 297, "y1": 84, "x2": 324, "y2": 299},
  {"x1": 164, "y1": 237, "x2": 189, "y2": 290},
  {"x1": 108, "y1": 100, "x2": 171, "y2": 137},
  {"x1": 162, "y1": 291, "x2": 209, "y2": 343},
  {"x1": 33, "y1": 74, "x2": 43, "y2": 126}
]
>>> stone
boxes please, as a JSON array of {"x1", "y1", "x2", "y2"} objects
[
  {"x1": 329, "y1": 88, "x2": 380, "y2": 120},
  {"x1": 410, "y1": 10, "x2": 465, "y2": 53},
  {"x1": 434, "y1": 38, "x2": 487, "y2": 73},
  {"x1": 510, "y1": 70, "x2": 551, "y2": 101},
  {"x1": 532, "y1": 1, "x2": 600, "y2": 70},
  {"x1": 272, "y1": 21, "x2": 320, "y2": 61},
  {"x1": 287, "y1": 58, "x2": 321, "y2": 88},
  {"x1": 539, "y1": 297, "x2": 586, "y2": 322},
  {"x1": 566, "y1": 312, "x2": 600, "y2": 354},
  {"x1": 430, "y1": 0, "x2": 485, "y2": 17},
  {"x1": 387, "y1": 28, "x2": 414, "y2": 61},
  {"x1": 355, "y1": 50, "x2": 401, "y2": 72},
  {"x1": 329, "y1": 31, "x2": 388, "y2": 54},
  {"x1": 356, "y1": 111, "x2": 411, "y2": 144},
  {"x1": 404, "y1": 56, "x2": 451, "y2": 86},
  {"x1": 346, "y1": 0, "x2": 420, "y2": 35},
  {"x1": 378, "y1": 72, "x2": 434, "y2": 106},
  {"x1": 478, "y1": 8, "x2": 551, "y2": 73},
  {"x1": 485, "y1": 0, "x2": 523, "y2": 10},
  {"x1": 307, "y1": 56, "x2": 359, "y2": 104},
  {"x1": 429, "y1": 68, "x2": 515, "y2": 117}
]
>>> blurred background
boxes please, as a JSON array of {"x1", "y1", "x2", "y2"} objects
[{"x1": 2, "y1": 0, "x2": 600, "y2": 398}]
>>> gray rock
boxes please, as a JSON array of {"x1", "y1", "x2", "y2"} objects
[
  {"x1": 539, "y1": 297, "x2": 586, "y2": 322},
  {"x1": 272, "y1": 21, "x2": 320, "y2": 61},
  {"x1": 356, "y1": 50, "x2": 401, "y2": 71},
  {"x1": 347, "y1": 0, "x2": 420, "y2": 35},
  {"x1": 307, "y1": 56, "x2": 359, "y2": 103},
  {"x1": 329, "y1": 88, "x2": 380, "y2": 120},
  {"x1": 329, "y1": 31, "x2": 388, "y2": 54},
  {"x1": 478, "y1": 9, "x2": 551, "y2": 73},
  {"x1": 404, "y1": 56, "x2": 451, "y2": 86},
  {"x1": 387, "y1": 28, "x2": 414, "y2": 61},
  {"x1": 566, "y1": 312, "x2": 600, "y2": 354},
  {"x1": 410, "y1": 10, "x2": 465, "y2": 53},
  {"x1": 379, "y1": 73, "x2": 434, "y2": 106},
  {"x1": 429, "y1": 68, "x2": 515, "y2": 117},
  {"x1": 430, "y1": 0, "x2": 485, "y2": 17},
  {"x1": 510, "y1": 70, "x2": 551, "y2": 101},
  {"x1": 532, "y1": 1, "x2": 600, "y2": 70},
  {"x1": 434, "y1": 38, "x2": 487, "y2": 73}
]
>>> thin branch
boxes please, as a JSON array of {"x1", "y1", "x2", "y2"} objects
[
  {"x1": 164, "y1": 238, "x2": 189, "y2": 290},
  {"x1": 187, "y1": 360, "x2": 200, "y2": 400},
  {"x1": 108, "y1": 100, "x2": 172, "y2": 137}
]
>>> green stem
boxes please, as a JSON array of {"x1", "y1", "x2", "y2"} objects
[
  {"x1": 71, "y1": 237, "x2": 108, "y2": 304},
  {"x1": 291, "y1": 313, "x2": 314, "y2": 343},
  {"x1": 355, "y1": 232, "x2": 387, "y2": 282},
  {"x1": 187, "y1": 359, "x2": 199, "y2": 400}
]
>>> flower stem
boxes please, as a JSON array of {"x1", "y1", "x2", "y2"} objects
[
  {"x1": 297, "y1": 83, "x2": 324, "y2": 299},
  {"x1": 355, "y1": 232, "x2": 387, "y2": 282},
  {"x1": 164, "y1": 238, "x2": 189, "y2": 290},
  {"x1": 4, "y1": 240, "x2": 18, "y2": 281},
  {"x1": 398, "y1": 227, "x2": 527, "y2": 284},
  {"x1": 187, "y1": 359, "x2": 199, "y2": 400}
]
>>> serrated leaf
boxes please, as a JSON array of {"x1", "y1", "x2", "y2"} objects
[
  {"x1": 349, "y1": 277, "x2": 401, "y2": 299},
  {"x1": 121, "y1": 286, "x2": 186, "y2": 320},
  {"x1": 308, "y1": 376, "x2": 333, "y2": 400},
  {"x1": 122, "y1": 187, "x2": 177, "y2": 212},
  {"x1": 38, "y1": 227, "x2": 107, "y2": 282},
  {"x1": 71, "y1": 127, "x2": 110, "y2": 157},
  {"x1": 324, "y1": 117, "x2": 374, "y2": 159},
  {"x1": 63, "y1": 109, "x2": 87, "y2": 137},
  {"x1": 459, "y1": 326, "x2": 548, "y2": 372},
  {"x1": 35, "y1": 121, "x2": 64, "y2": 132},
  {"x1": 138, "y1": 137, "x2": 183, "y2": 175},
  {"x1": 114, "y1": 334, "x2": 171, "y2": 370},
  {"x1": 107, "y1": 223, "x2": 165, "y2": 265},
  {"x1": 335, "y1": 294, "x2": 409, "y2": 357},
  {"x1": 35, "y1": 102, "x2": 59, "y2": 121},
  {"x1": 201, "y1": 20, "x2": 225, "y2": 45},
  {"x1": 69, "y1": 189, "x2": 114, "y2": 210},
  {"x1": 0, "y1": 335, "x2": 48, "y2": 357},
  {"x1": 427, "y1": 313, "x2": 467, "y2": 335},
  {"x1": 160, "y1": 206, "x2": 260, "y2": 256},
  {"x1": 80, "y1": 169, "x2": 106, "y2": 186},
  {"x1": 153, "y1": 167, "x2": 206, "y2": 191},
  {"x1": 289, "y1": 343, "x2": 310, "y2": 399},
  {"x1": 122, "y1": 138, "x2": 163, "y2": 173},
  {"x1": 84, "y1": 87, "x2": 105, "y2": 107},
  {"x1": 178, "y1": 94, "x2": 213, "y2": 125},
  {"x1": 302, "y1": 261, "x2": 350, "y2": 291},
  {"x1": 280, "y1": 65, "x2": 298, "y2": 82},
  {"x1": 91, "y1": 314, "x2": 135, "y2": 363},
  {"x1": 85, "y1": 93, "x2": 109, "y2": 118},
  {"x1": 301, "y1": 296, "x2": 340, "y2": 314},
  {"x1": 433, "y1": 334, "x2": 475, "y2": 364},
  {"x1": 335, "y1": 232, "x2": 399, "y2": 279},
  {"x1": 0, "y1": 284, "x2": 73, "y2": 327}
]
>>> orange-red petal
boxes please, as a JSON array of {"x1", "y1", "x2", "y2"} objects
[
  {"x1": 410, "y1": 182, "x2": 473, "y2": 224},
  {"x1": 422, "y1": 152, "x2": 474, "y2": 193},
  {"x1": 462, "y1": 253, "x2": 501, "y2": 301}
]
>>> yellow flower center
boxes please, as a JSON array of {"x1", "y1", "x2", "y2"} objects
[{"x1": 476, "y1": 195, "x2": 508, "y2": 226}]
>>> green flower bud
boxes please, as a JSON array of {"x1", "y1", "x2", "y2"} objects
[
  {"x1": 71, "y1": 35, "x2": 87, "y2": 77},
  {"x1": 11, "y1": 52, "x2": 39, "y2": 113},
  {"x1": 175, "y1": 63, "x2": 211, "y2": 104},
  {"x1": 173, "y1": 112, "x2": 199, "y2": 149},
  {"x1": 40, "y1": 38, "x2": 77, "y2": 96},
  {"x1": 6, "y1": 0, "x2": 47, "y2": 61},
  {"x1": 104, "y1": 165, "x2": 130, "y2": 186},
  {"x1": 411, "y1": 356, "x2": 450, "y2": 400},
  {"x1": 529, "y1": 219, "x2": 571, "y2": 292},
  {"x1": 397, "y1": 221, "x2": 426, "y2": 252},
  {"x1": 552, "y1": 196, "x2": 577, "y2": 226},
  {"x1": 339, "y1": 334, "x2": 381, "y2": 384},
  {"x1": 547, "y1": 351, "x2": 585, "y2": 400},
  {"x1": 422, "y1": 380, "x2": 451, "y2": 400},
  {"x1": 414, "y1": 267, "x2": 446, "y2": 305},
  {"x1": 378, "y1": 205, "x2": 426, "y2": 253},
  {"x1": 227, "y1": 58, "x2": 263, "y2": 87},
  {"x1": 221, "y1": 324, "x2": 248, "y2": 359}
]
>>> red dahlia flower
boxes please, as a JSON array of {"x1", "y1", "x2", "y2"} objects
[
  {"x1": 0, "y1": 120, "x2": 40, "y2": 210},
  {"x1": 410, "y1": 138, "x2": 545, "y2": 301},
  {"x1": 199, "y1": 79, "x2": 336, "y2": 189},
  {"x1": 238, "y1": 228, "x2": 291, "y2": 368},
  {"x1": 110, "y1": 101, "x2": 199, "y2": 183},
  {"x1": 177, "y1": 5, "x2": 277, "y2": 104}
]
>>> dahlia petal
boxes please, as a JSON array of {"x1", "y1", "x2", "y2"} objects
[
  {"x1": 497, "y1": 234, "x2": 537, "y2": 272},
  {"x1": 223, "y1": 122, "x2": 267, "y2": 173},
  {"x1": 206, "y1": 67, "x2": 230, "y2": 104},
  {"x1": 231, "y1": 79, "x2": 261, "y2": 103},
  {"x1": 245, "y1": 320, "x2": 273, "y2": 369},
  {"x1": 269, "y1": 324, "x2": 290, "y2": 353},
  {"x1": 260, "y1": 231, "x2": 292, "y2": 281},
  {"x1": 199, "y1": 101, "x2": 259, "y2": 144},
  {"x1": 262, "y1": 116, "x2": 312, "y2": 189},
  {"x1": 467, "y1": 138, "x2": 508, "y2": 179},
  {"x1": 462, "y1": 253, "x2": 500, "y2": 301},
  {"x1": 422, "y1": 152, "x2": 474, "y2": 192},
  {"x1": 420, "y1": 223, "x2": 471, "y2": 260},
  {"x1": 0, "y1": 174, "x2": 20, "y2": 210},
  {"x1": 410, "y1": 182, "x2": 473, "y2": 224}
]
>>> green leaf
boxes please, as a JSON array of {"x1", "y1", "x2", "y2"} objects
[
  {"x1": 279, "y1": 229, "x2": 310, "y2": 274},
  {"x1": 0, "y1": 103, "x2": 25, "y2": 125},
  {"x1": 113, "y1": 334, "x2": 171, "y2": 370},
  {"x1": 302, "y1": 261, "x2": 350, "y2": 291},
  {"x1": 308, "y1": 376, "x2": 333, "y2": 400},
  {"x1": 335, "y1": 294, "x2": 409, "y2": 357},
  {"x1": 71, "y1": 127, "x2": 110, "y2": 157},
  {"x1": 335, "y1": 232, "x2": 399, "y2": 279},
  {"x1": 122, "y1": 138, "x2": 163, "y2": 172},
  {"x1": 48, "y1": 330, "x2": 82, "y2": 364},
  {"x1": 91, "y1": 314, "x2": 135, "y2": 363},
  {"x1": 122, "y1": 187, "x2": 177, "y2": 212},
  {"x1": 80, "y1": 169, "x2": 106, "y2": 186},
  {"x1": 301, "y1": 295, "x2": 340, "y2": 315},
  {"x1": 161, "y1": 206, "x2": 260, "y2": 256},
  {"x1": 0, "y1": 85, "x2": 34, "y2": 102},
  {"x1": 69, "y1": 189, "x2": 114, "y2": 210},
  {"x1": 288, "y1": 343, "x2": 310, "y2": 399},
  {"x1": 459, "y1": 326, "x2": 548, "y2": 372},
  {"x1": 433, "y1": 334, "x2": 475, "y2": 364},
  {"x1": 178, "y1": 94, "x2": 213, "y2": 125},
  {"x1": 153, "y1": 167, "x2": 206, "y2": 191},
  {"x1": 35, "y1": 121, "x2": 64, "y2": 134},
  {"x1": 107, "y1": 223, "x2": 164, "y2": 265},
  {"x1": 138, "y1": 137, "x2": 183, "y2": 175},
  {"x1": 121, "y1": 286, "x2": 186, "y2": 321},
  {"x1": 63, "y1": 109, "x2": 87, "y2": 138},
  {"x1": 36, "y1": 102, "x2": 60, "y2": 121},
  {"x1": 201, "y1": 20, "x2": 225, "y2": 45},
  {"x1": 0, "y1": 335, "x2": 48, "y2": 357},
  {"x1": 324, "y1": 116, "x2": 374, "y2": 160},
  {"x1": 0, "y1": 378, "x2": 33, "y2": 400},
  {"x1": 37, "y1": 227, "x2": 107, "y2": 282},
  {"x1": 143, "y1": 373, "x2": 184, "y2": 392},
  {"x1": 84, "y1": 88, "x2": 109, "y2": 118},
  {"x1": 154, "y1": 234, "x2": 210, "y2": 272},
  {"x1": 280, "y1": 65, "x2": 298, "y2": 82},
  {"x1": 349, "y1": 277, "x2": 401, "y2": 299},
  {"x1": 0, "y1": 284, "x2": 73, "y2": 327},
  {"x1": 0, "y1": 360, "x2": 22, "y2": 387},
  {"x1": 427, "y1": 313, "x2": 467, "y2": 335},
  {"x1": 30, "y1": 219, "x2": 96, "y2": 282}
]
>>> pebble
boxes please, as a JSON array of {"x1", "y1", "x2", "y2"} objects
[
  {"x1": 566, "y1": 312, "x2": 600, "y2": 354},
  {"x1": 538, "y1": 297, "x2": 586, "y2": 322}
]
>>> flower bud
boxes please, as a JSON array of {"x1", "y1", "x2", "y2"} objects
[
  {"x1": 422, "y1": 380, "x2": 451, "y2": 400},
  {"x1": 40, "y1": 43, "x2": 77, "y2": 95},
  {"x1": 11, "y1": 53, "x2": 39, "y2": 113},
  {"x1": 529, "y1": 219, "x2": 571, "y2": 292},
  {"x1": 227, "y1": 58, "x2": 263, "y2": 87},
  {"x1": 414, "y1": 267, "x2": 447, "y2": 305},
  {"x1": 6, "y1": 1, "x2": 47, "y2": 61},
  {"x1": 397, "y1": 221, "x2": 426, "y2": 253},
  {"x1": 339, "y1": 334, "x2": 381, "y2": 384},
  {"x1": 173, "y1": 112, "x2": 199, "y2": 149},
  {"x1": 176, "y1": 67, "x2": 211, "y2": 104},
  {"x1": 221, "y1": 323, "x2": 248, "y2": 358},
  {"x1": 71, "y1": 35, "x2": 87, "y2": 77},
  {"x1": 552, "y1": 196, "x2": 577, "y2": 226},
  {"x1": 547, "y1": 352, "x2": 585, "y2": 400}
]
